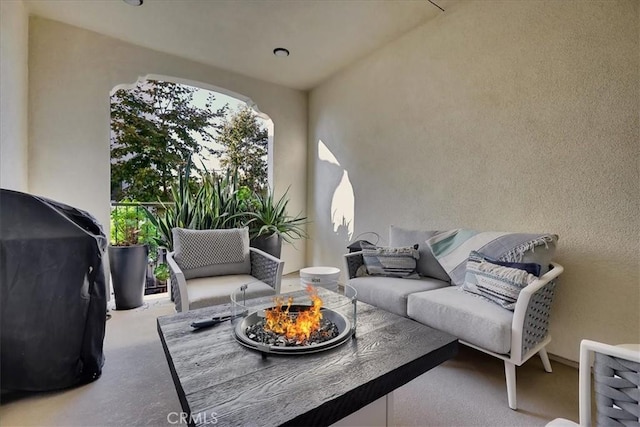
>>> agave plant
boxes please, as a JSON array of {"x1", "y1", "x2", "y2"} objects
[
  {"x1": 144, "y1": 158, "x2": 201, "y2": 250},
  {"x1": 144, "y1": 158, "x2": 257, "y2": 250},
  {"x1": 243, "y1": 188, "x2": 307, "y2": 243}
]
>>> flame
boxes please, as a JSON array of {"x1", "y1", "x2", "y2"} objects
[{"x1": 264, "y1": 285, "x2": 323, "y2": 342}]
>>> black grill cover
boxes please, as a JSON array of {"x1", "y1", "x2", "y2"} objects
[{"x1": 0, "y1": 189, "x2": 107, "y2": 391}]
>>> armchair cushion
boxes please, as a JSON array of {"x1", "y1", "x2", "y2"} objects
[
  {"x1": 172, "y1": 228, "x2": 250, "y2": 280},
  {"x1": 187, "y1": 274, "x2": 275, "y2": 310},
  {"x1": 407, "y1": 286, "x2": 514, "y2": 354}
]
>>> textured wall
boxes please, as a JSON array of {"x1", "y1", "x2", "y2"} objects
[
  {"x1": 308, "y1": 0, "x2": 639, "y2": 361},
  {"x1": 28, "y1": 17, "x2": 308, "y2": 273},
  {"x1": 0, "y1": 0, "x2": 29, "y2": 191}
]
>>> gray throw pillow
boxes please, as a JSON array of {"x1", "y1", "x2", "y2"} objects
[
  {"x1": 172, "y1": 227, "x2": 251, "y2": 280},
  {"x1": 389, "y1": 225, "x2": 451, "y2": 282}
]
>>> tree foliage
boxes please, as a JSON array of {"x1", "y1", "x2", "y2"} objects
[
  {"x1": 211, "y1": 106, "x2": 268, "y2": 194},
  {"x1": 110, "y1": 80, "x2": 227, "y2": 202}
]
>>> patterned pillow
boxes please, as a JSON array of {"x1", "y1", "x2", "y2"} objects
[
  {"x1": 389, "y1": 225, "x2": 451, "y2": 282},
  {"x1": 426, "y1": 229, "x2": 558, "y2": 286},
  {"x1": 461, "y1": 251, "x2": 537, "y2": 311},
  {"x1": 172, "y1": 228, "x2": 251, "y2": 280},
  {"x1": 483, "y1": 257, "x2": 541, "y2": 277},
  {"x1": 361, "y1": 244, "x2": 420, "y2": 278}
]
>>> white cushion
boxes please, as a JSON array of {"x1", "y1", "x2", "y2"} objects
[
  {"x1": 187, "y1": 274, "x2": 275, "y2": 310},
  {"x1": 349, "y1": 276, "x2": 449, "y2": 317},
  {"x1": 407, "y1": 286, "x2": 514, "y2": 354}
]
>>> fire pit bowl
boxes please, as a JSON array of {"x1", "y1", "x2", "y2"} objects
[{"x1": 231, "y1": 283, "x2": 357, "y2": 356}]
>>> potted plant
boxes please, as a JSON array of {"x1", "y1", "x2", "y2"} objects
[
  {"x1": 243, "y1": 188, "x2": 307, "y2": 258},
  {"x1": 108, "y1": 203, "x2": 155, "y2": 309},
  {"x1": 153, "y1": 263, "x2": 170, "y2": 285}
]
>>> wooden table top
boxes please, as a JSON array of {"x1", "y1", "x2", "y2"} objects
[{"x1": 157, "y1": 288, "x2": 458, "y2": 427}]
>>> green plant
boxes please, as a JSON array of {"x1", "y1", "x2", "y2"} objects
[
  {"x1": 242, "y1": 188, "x2": 307, "y2": 243},
  {"x1": 146, "y1": 159, "x2": 216, "y2": 250},
  {"x1": 145, "y1": 156, "x2": 308, "y2": 251},
  {"x1": 145, "y1": 158, "x2": 258, "y2": 250},
  {"x1": 153, "y1": 263, "x2": 170, "y2": 283},
  {"x1": 110, "y1": 202, "x2": 157, "y2": 248}
]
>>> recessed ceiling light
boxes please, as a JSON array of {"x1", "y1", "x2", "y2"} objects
[
  {"x1": 273, "y1": 48, "x2": 290, "y2": 57},
  {"x1": 123, "y1": 0, "x2": 143, "y2": 6}
]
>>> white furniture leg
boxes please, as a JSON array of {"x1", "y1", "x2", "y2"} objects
[
  {"x1": 539, "y1": 347, "x2": 553, "y2": 373},
  {"x1": 505, "y1": 361, "x2": 517, "y2": 410}
]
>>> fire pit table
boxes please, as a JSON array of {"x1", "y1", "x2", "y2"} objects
[{"x1": 157, "y1": 286, "x2": 458, "y2": 427}]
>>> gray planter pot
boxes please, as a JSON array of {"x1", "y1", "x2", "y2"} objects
[
  {"x1": 250, "y1": 234, "x2": 282, "y2": 258},
  {"x1": 108, "y1": 244, "x2": 148, "y2": 310}
]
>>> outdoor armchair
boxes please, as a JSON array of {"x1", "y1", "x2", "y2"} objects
[{"x1": 166, "y1": 227, "x2": 284, "y2": 312}]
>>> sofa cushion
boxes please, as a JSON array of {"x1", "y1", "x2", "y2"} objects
[
  {"x1": 407, "y1": 287, "x2": 514, "y2": 354},
  {"x1": 187, "y1": 274, "x2": 274, "y2": 310},
  {"x1": 389, "y1": 225, "x2": 450, "y2": 282},
  {"x1": 462, "y1": 251, "x2": 537, "y2": 310},
  {"x1": 349, "y1": 276, "x2": 449, "y2": 317},
  {"x1": 173, "y1": 227, "x2": 251, "y2": 280},
  {"x1": 426, "y1": 229, "x2": 557, "y2": 286},
  {"x1": 361, "y1": 244, "x2": 420, "y2": 278}
]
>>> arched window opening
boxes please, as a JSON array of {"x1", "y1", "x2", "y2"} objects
[
  {"x1": 110, "y1": 77, "x2": 273, "y2": 203},
  {"x1": 108, "y1": 76, "x2": 274, "y2": 297}
]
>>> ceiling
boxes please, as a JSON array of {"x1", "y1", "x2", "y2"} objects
[{"x1": 25, "y1": 0, "x2": 451, "y2": 91}]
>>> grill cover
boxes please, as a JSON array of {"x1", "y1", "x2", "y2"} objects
[{"x1": 0, "y1": 189, "x2": 107, "y2": 391}]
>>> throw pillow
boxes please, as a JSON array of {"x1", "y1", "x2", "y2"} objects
[
  {"x1": 480, "y1": 254, "x2": 541, "y2": 277},
  {"x1": 426, "y1": 229, "x2": 558, "y2": 286},
  {"x1": 389, "y1": 225, "x2": 451, "y2": 282},
  {"x1": 462, "y1": 251, "x2": 537, "y2": 311},
  {"x1": 361, "y1": 244, "x2": 420, "y2": 278},
  {"x1": 172, "y1": 227, "x2": 251, "y2": 280}
]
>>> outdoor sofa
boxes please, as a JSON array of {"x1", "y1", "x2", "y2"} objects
[{"x1": 343, "y1": 225, "x2": 564, "y2": 410}]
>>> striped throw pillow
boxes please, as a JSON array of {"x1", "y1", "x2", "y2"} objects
[
  {"x1": 361, "y1": 244, "x2": 420, "y2": 278},
  {"x1": 461, "y1": 251, "x2": 537, "y2": 311}
]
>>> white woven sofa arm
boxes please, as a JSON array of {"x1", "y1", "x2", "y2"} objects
[
  {"x1": 511, "y1": 262, "x2": 565, "y2": 362},
  {"x1": 249, "y1": 247, "x2": 284, "y2": 294},
  {"x1": 166, "y1": 252, "x2": 189, "y2": 313}
]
